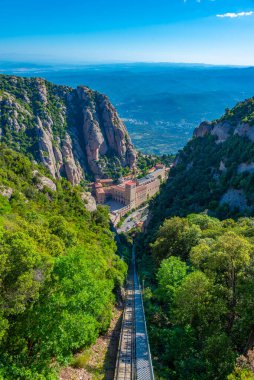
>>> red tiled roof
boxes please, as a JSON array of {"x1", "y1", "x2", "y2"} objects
[
  {"x1": 100, "y1": 179, "x2": 113, "y2": 183},
  {"x1": 125, "y1": 180, "x2": 136, "y2": 186}
]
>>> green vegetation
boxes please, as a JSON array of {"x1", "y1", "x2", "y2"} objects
[
  {"x1": 148, "y1": 133, "x2": 254, "y2": 244},
  {"x1": 98, "y1": 153, "x2": 131, "y2": 181},
  {"x1": 0, "y1": 75, "x2": 70, "y2": 157},
  {"x1": 137, "y1": 214, "x2": 254, "y2": 379},
  {"x1": 2, "y1": 75, "x2": 254, "y2": 380},
  {"x1": 221, "y1": 97, "x2": 254, "y2": 126},
  {"x1": 136, "y1": 153, "x2": 174, "y2": 177},
  {"x1": 146, "y1": 97, "x2": 254, "y2": 239},
  {"x1": 134, "y1": 95, "x2": 254, "y2": 379},
  {"x1": 0, "y1": 145, "x2": 127, "y2": 379}
]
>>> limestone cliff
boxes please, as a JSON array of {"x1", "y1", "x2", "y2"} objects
[
  {"x1": 193, "y1": 97, "x2": 254, "y2": 143},
  {"x1": 0, "y1": 75, "x2": 137, "y2": 184}
]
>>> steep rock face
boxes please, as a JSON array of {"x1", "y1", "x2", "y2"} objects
[
  {"x1": 35, "y1": 78, "x2": 48, "y2": 105},
  {"x1": 211, "y1": 121, "x2": 232, "y2": 143},
  {"x1": 234, "y1": 122, "x2": 254, "y2": 141},
  {"x1": 36, "y1": 117, "x2": 59, "y2": 178},
  {"x1": 62, "y1": 133, "x2": 83, "y2": 185},
  {"x1": 76, "y1": 86, "x2": 136, "y2": 176},
  {"x1": 193, "y1": 121, "x2": 213, "y2": 138},
  {"x1": 194, "y1": 120, "x2": 254, "y2": 143},
  {"x1": 194, "y1": 97, "x2": 254, "y2": 144},
  {"x1": 220, "y1": 189, "x2": 251, "y2": 212},
  {"x1": 0, "y1": 75, "x2": 137, "y2": 183}
]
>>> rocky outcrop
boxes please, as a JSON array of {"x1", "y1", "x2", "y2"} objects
[
  {"x1": 76, "y1": 86, "x2": 136, "y2": 176},
  {"x1": 33, "y1": 171, "x2": 57, "y2": 191},
  {"x1": 53, "y1": 138, "x2": 64, "y2": 176},
  {"x1": 0, "y1": 186, "x2": 13, "y2": 199},
  {"x1": 0, "y1": 75, "x2": 137, "y2": 185},
  {"x1": 62, "y1": 134, "x2": 83, "y2": 185},
  {"x1": 219, "y1": 160, "x2": 227, "y2": 172},
  {"x1": 193, "y1": 94, "x2": 254, "y2": 145},
  {"x1": 193, "y1": 121, "x2": 213, "y2": 138},
  {"x1": 234, "y1": 122, "x2": 254, "y2": 141},
  {"x1": 194, "y1": 120, "x2": 232, "y2": 143},
  {"x1": 237, "y1": 162, "x2": 254, "y2": 174},
  {"x1": 36, "y1": 117, "x2": 59, "y2": 178},
  {"x1": 220, "y1": 189, "x2": 251, "y2": 212},
  {"x1": 194, "y1": 97, "x2": 254, "y2": 145},
  {"x1": 211, "y1": 121, "x2": 232, "y2": 143},
  {"x1": 35, "y1": 78, "x2": 48, "y2": 105},
  {"x1": 81, "y1": 192, "x2": 97, "y2": 212}
]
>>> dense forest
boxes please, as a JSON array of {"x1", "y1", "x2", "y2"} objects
[
  {"x1": 137, "y1": 214, "x2": 254, "y2": 379},
  {"x1": 0, "y1": 144, "x2": 127, "y2": 379},
  {"x1": 135, "y1": 97, "x2": 254, "y2": 379}
]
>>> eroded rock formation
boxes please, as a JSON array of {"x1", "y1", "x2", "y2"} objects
[{"x1": 0, "y1": 75, "x2": 137, "y2": 184}]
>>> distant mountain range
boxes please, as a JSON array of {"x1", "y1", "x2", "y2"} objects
[{"x1": 1, "y1": 62, "x2": 254, "y2": 154}]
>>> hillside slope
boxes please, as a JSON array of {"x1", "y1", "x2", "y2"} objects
[
  {"x1": 0, "y1": 75, "x2": 137, "y2": 183},
  {"x1": 149, "y1": 96, "x2": 254, "y2": 233},
  {"x1": 137, "y1": 97, "x2": 254, "y2": 380},
  {"x1": 0, "y1": 145, "x2": 127, "y2": 379}
]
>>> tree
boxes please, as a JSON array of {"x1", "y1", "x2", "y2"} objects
[
  {"x1": 152, "y1": 216, "x2": 201, "y2": 263},
  {"x1": 156, "y1": 256, "x2": 187, "y2": 304},
  {"x1": 174, "y1": 271, "x2": 214, "y2": 329},
  {"x1": 0, "y1": 230, "x2": 52, "y2": 315},
  {"x1": 191, "y1": 232, "x2": 252, "y2": 333}
]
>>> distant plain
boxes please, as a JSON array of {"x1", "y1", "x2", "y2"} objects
[{"x1": 2, "y1": 62, "x2": 254, "y2": 155}]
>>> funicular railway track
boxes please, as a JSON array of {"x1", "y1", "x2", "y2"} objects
[
  {"x1": 114, "y1": 264, "x2": 135, "y2": 380},
  {"x1": 114, "y1": 246, "x2": 154, "y2": 380}
]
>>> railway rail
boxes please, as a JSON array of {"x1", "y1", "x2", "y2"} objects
[
  {"x1": 114, "y1": 246, "x2": 154, "y2": 380},
  {"x1": 114, "y1": 264, "x2": 135, "y2": 380}
]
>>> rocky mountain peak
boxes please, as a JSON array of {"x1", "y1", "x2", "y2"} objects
[{"x1": 0, "y1": 74, "x2": 137, "y2": 184}]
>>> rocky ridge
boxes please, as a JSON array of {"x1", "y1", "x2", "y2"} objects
[
  {"x1": 149, "y1": 96, "x2": 254, "y2": 225},
  {"x1": 0, "y1": 75, "x2": 137, "y2": 185},
  {"x1": 193, "y1": 97, "x2": 254, "y2": 143}
]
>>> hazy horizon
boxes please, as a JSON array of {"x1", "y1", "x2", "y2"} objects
[
  {"x1": 2, "y1": 62, "x2": 253, "y2": 155},
  {"x1": 1, "y1": 59, "x2": 254, "y2": 68}
]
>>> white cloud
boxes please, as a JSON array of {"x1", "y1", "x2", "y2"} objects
[{"x1": 217, "y1": 11, "x2": 254, "y2": 18}]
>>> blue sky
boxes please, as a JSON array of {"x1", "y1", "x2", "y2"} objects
[{"x1": 0, "y1": 0, "x2": 254, "y2": 65}]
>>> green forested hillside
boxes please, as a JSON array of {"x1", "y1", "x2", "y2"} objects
[
  {"x1": 136, "y1": 98, "x2": 254, "y2": 379},
  {"x1": 221, "y1": 97, "x2": 254, "y2": 126},
  {"x1": 147, "y1": 97, "x2": 254, "y2": 243},
  {"x1": 137, "y1": 214, "x2": 254, "y2": 379},
  {"x1": 0, "y1": 145, "x2": 127, "y2": 379}
]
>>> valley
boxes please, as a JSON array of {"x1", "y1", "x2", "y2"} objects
[
  {"x1": 2, "y1": 62, "x2": 254, "y2": 154},
  {"x1": 1, "y1": 72, "x2": 254, "y2": 380},
  {"x1": 2, "y1": 0, "x2": 254, "y2": 378}
]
